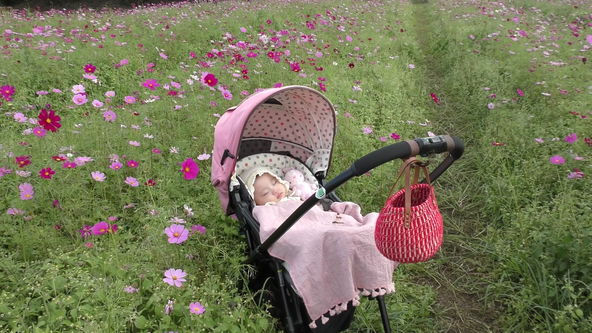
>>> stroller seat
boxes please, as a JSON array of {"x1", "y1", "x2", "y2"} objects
[{"x1": 230, "y1": 153, "x2": 358, "y2": 332}]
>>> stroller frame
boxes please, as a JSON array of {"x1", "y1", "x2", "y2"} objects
[{"x1": 211, "y1": 85, "x2": 464, "y2": 332}]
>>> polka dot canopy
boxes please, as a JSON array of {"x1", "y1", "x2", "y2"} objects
[
  {"x1": 239, "y1": 88, "x2": 334, "y2": 174},
  {"x1": 211, "y1": 85, "x2": 336, "y2": 215}
]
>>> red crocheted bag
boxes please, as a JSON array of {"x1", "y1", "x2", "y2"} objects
[{"x1": 375, "y1": 158, "x2": 443, "y2": 263}]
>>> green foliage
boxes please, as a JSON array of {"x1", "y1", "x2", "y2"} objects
[{"x1": 0, "y1": 0, "x2": 590, "y2": 332}]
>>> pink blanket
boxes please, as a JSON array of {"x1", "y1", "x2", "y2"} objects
[{"x1": 253, "y1": 199, "x2": 397, "y2": 327}]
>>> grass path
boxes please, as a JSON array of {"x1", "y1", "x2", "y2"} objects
[{"x1": 408, "y1": 2, "x2": 500, "y2": 332}]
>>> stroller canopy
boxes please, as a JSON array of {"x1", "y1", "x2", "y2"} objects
[{"x1": 211, "y1": 85, "x2": 336, "y2": 214}]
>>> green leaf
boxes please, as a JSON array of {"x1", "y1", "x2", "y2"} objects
[{"x1": 134, "y1": 315, "x2": 148, "y2": 329}]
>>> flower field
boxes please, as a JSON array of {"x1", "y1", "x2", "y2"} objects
[{"x1": 0, "y1": 0, "x2": 590, "y2": 332}]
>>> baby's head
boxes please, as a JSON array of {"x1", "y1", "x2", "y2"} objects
[
  {"x1": 241, "y1": 167, "x2": 290, "y2": 206},
  {"x1": 253, "y1": 172, "x2": 288, "y2": 205}
]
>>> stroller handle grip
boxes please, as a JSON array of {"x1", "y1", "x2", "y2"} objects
[{"x1": 351, "y1": 135, "x2": 464, "y2": 176}]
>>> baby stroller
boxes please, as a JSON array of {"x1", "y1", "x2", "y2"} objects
[{"x1": 211, "y1": 85, "x2": 464, "y2": 332}]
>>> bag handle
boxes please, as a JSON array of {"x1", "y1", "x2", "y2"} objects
[{"x1": 387, "y1": 157, "x2": 431, "y2": 228}]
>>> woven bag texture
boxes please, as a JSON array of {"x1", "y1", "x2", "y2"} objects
[{"x1": 374, "y1": 183, "x2": 443, "y2": 263}]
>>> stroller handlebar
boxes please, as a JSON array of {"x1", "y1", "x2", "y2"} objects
[{"x1": 351, "y1": 135, "x2": 464, "y2": 177}]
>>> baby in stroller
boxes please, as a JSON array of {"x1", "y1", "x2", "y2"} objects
[{"x1": 240, "y1": 165, "x2": 397, "y2": 327}]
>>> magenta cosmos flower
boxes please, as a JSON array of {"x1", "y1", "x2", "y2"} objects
[
  {"x1": 1, "y1": 85, "x2": 15, "y2": 101},
  {"x1": 143, "y1": 79, "x2": 160, "y2": 90},
  {"x1": 92, "y1": 221, "x2": 109, "y2": 235},
  {"x1": 39, "y1": 167, "x2": 55, "y2": 179},
  {"x1": 163, "y1": 268, "x2": 186, "y2": 287},
  {"x1": 164, "y1": 224, "x2": 189, "y2": 244},
  {"x1": 564, "y1": 133, "x2": 577, "y2": 144},
  {"x1": 189, "y1": 302, "x2": 206, "y2": 315},
  {"x1": 38, "y1": 108, "x2": 61, "y2": 132},
  {"x1": 180, "y1": 158, "x2": 199, "y2": 180},
  {"x1": 549, "y1": 155, "x2": 565, "y2": 165},
  {"x1": 84, "y1": 63, "x2": 96, "y2": 73},
  {"x1": 202, "y1": 73, "x2": 218, "y2": 87}
]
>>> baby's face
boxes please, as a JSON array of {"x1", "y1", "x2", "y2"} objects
[{"x1": 253, "y1": 173, "x2": 287, "y2": 205}]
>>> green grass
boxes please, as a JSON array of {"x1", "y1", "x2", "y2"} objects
[{"x1": 0, "y1": 0, "x2": 591, "y2": 332}]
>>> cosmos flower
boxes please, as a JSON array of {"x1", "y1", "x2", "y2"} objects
[
  {"x1": 163, "y1": 268, "x2": 186, "y2": 287},
  {"x1": 38, "y1": 108, "x2": 61, "y2": 132},
  {"x1": 143, "y1": 79, "x2": 160, "y2": 90},
  {"x1": 549, "y1": 155, "x2": 565, "y2": 165},
  {"x1": 164, "y1": 224, "x2": 189, "y2": 244},
  {"x1": 19, "y1": 183, "x2": 34, "y2": 200},
  {"x1": 39, "y1": 168, "x2": 55, "y2": 179},
  {"x1": 84, "y1": 63, "x2": 96, "y2": 73},
  {"x1": 180, "y1": 158, "x2": 199, "y2": 180},
  {"x1": 189, "y1": 302, "x2": 206, "y2": 315},
  {"x1": 0, "y1": 85, "x2": 15, "y2": 101}
]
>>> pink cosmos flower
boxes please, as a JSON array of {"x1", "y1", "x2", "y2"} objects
[
  {"x1": 123, "y1": 286, "x2": 138, "y2": 293},
  {"x1": 180, "y1": 158, "x2": 199, "y2": 180},
  {"x1": 586, "y1": 35, "x2": 592, "y2": 45},
  {"x1": 191, "y1": 224, "x2": 207, "y2": 235},
  {"x1": 567, "y1": 168, "x2": 584, "y2": 179},
  {"x1": 124, "y1": 96, "x2": 136, "y2": 104},
  {"x1": 129, "y1": 141, "x2": 141, "y2": 147},
  {"x1": 91, "y1": 171, "x2": 106, "y2": 182},
  {"x1": 487, "y1": 103, "x2": 495, "y2": 110},
  {"x1": 516, "y1": 88, "x2": 524, "y2": 97},
  {"x1": 164, "y1": 300, "x2": 174, "y2": 315},
  {"x1": 0, "y1": 167, "x2": 12, "y2": 178},
  {"x1": 92, "y1": 100, "x2": 104, "y2": 108},
  {"x1": 105, "y1": 90, "x2": 116, "y2": 97},
  {"x1": 127, "y1": 160, "x2": 139, "y2": 168},
  {"x1": 92, "y1": 221, "x2": 110, "y2": 235},
  {"x1": 19, "y1": 183, "x2": 34, "y2": 200},
  {"x1": 362, "y1": 127, "x2": 373, "y2": 134},
  {"x1": 189, "y1": 302, "x2": 206, "y2": 315},
  {"x1": 159, "y1": 52, "x2": 168, "y2": 59},
  {"x1": 197, "y1": 153, "x2": 211, "y2": 160},
  {"x1": 564, "y1": 133, "x2": 577, "y2": 144},
  {"x1": 79, "y1": 225, "x2": 92, "y2": 238},
  {"x1": 110, "y1": 161, "x2": 123, "y2": 170},
  {"x1": 33, "y1": 127, "x2": 47, "y2": 137},
  {"x1": 143, "y1": 79, "x2": 160, "y2": 90},
  {"x1": 390, "y1": 133, "x2": 401, "y2": 140},
  {"x1": 7, "y1": 208, "x2": 25, "y2": 215},
  {"x1": 549, "y1": 155, "x2": 565, "y2": 165},
  {"x1": 163, "y1": 268, "x2": 186, "y2": 287},
  {"x1": 125, "y1": 176, "x2": 139, "y2": 187},
  {"x1": 103, "y1": 110, "x2": 117, "y2": 122},
  {"x1": 62, "y1": 161, "x2": 77, "y2": 169},
  {"x1": 164, "y1": 224, "x2": 189, "y2": 244},
  {"x1": 220, "y1": 89, "x2": 233, "y2": 100},
  {"x1": 72, "y1": 94, "x2": 88, "y2": 105},
  {"x1": 72, "y1": 84, "x2": 85, "y2": 94}
]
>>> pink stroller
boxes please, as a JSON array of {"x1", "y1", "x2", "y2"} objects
[{"x1": 211, "y1": 85, "x2": 464, "y2": 332}]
